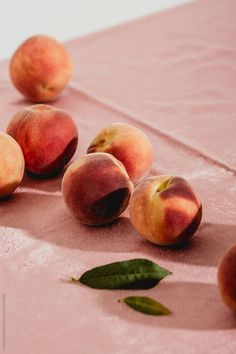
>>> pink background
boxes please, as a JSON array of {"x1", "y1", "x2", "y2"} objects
[{"x1": 1, "y1": 0, "x2": 236, "y2": 353}]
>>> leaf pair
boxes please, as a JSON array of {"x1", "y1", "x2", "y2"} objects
[{"x1": 71, "y1": 258, "x2": 172, "y2": 316}]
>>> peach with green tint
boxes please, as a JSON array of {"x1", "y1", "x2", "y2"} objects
[
  {"x1": 129, "y1": 175, "x2": 202, "y2": 246},
  {"x1": 87, "y1": 123, "x2": 153, "y2": 183}
]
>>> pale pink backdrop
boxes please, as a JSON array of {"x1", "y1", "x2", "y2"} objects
[{"x1": 1, "y1": 0, "x2": 236, "y2": 353}]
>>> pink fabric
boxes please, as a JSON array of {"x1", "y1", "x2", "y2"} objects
[{"x1": 1, "y1": 0, "x2": 236, "y2": 352}]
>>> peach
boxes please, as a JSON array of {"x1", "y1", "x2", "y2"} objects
[
  {"x1": 7, "y1": 104, "x2": 78, "y2": 176},
  {"x1": 10, "y1": 35, "x2": 72, "y2": 102},
  {"x1": 129, "y1": 175, "x2": 202, "y2": 246},
  {"x1": 0, "y1": 132, "x2": 24, "y2": 198},
  {"x1": 217, "y1": 244, "x2": 236, "y2": 311},
  {"x1": 87, "y1": 123, "x2": 153, "y2": 183},
  {"x1": 62, "y1": 152, "x2": 134, "y2": 225}
]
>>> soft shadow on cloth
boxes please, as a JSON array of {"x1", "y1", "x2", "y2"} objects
[
  {"x1": 96, "y1": 281, "x2": 236, "y2": 331},
  {"x1": 0, "y1": 191, "x2": 235, "y2": 267}
]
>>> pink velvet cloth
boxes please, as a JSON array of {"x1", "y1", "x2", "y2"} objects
[{"x1": 1, "y1": 0, "x2": 236, "y2": 353}]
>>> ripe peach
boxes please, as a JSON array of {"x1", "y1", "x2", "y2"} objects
[
  {"x1": 62, "y1": 152, "x2": 134, "y2": 225},
  {"x1": 0, "y1": 132, "x2": 24, "y2": 198},
  {"x1": 217, "y1": 244, "x2": 236, "y2": 311},
  {"x1": 129, "y1": 175, "x2": 202, "y2": 246},
  {"x1": 10, "y1": 35, "x2": 72, "y2": 102},
  {"x1": 87, "y1": 123, "x2": 153, "y2": 183},
  {"x1": 7, "y1": 104, "x2": 78, "y2": 176}
]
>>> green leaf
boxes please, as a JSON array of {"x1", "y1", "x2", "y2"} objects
[
  {"x1": 75, "y1": 258, "x2": 172, "y2": 289},
  {"x1": 119, "y1": 296, "x2": 172, "y2": 316}
]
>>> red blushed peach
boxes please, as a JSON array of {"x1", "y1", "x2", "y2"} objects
[
  {"x1": 0, "y1": 132, "x2": 24, "y2": 198},
  {"x1": 62, "y1": 152, "x2": 134, "y2": 225},
  {"x1": 7, "y1": 104, "x2": 78, "y2": 177},
  {"x1": 10, "y1": 35, "x2": 72, "y2": 102},
  {"x1": 87, "y1": 123, "x2": 153, "y2": 184},
  {"x1": 129, "y1": 175, "x2": 202, "y2": 246},
  {"x1": 217, "y1": 244, "x2": 236, "y2": 311}
]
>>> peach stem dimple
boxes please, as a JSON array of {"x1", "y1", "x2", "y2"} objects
[
  {"x1": 151, "y1": 177, "x2": 172, "y2": 199},
  {"x1": 156, "y1": 177, "x2": 172, "y2": 193},
  {"x1": 88, "y1": 139, "x2": 107, "y2": 152},
  {"x1": 96, "y1": 138, "x2": 106, "y2": 147}
]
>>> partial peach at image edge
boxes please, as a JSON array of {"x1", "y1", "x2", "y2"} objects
[
  {"x1": 217, "y1": 243, "x2": 236, "y2": 311},
  {"x1": 0, "y1": 132, "x2": 25, "y2": 198}
]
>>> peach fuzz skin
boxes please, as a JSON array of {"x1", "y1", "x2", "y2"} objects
[
  {"x1": 129, "y1": 175, "x2": 202, "y2": 246},
  {"x1": 217, "y1": 243, "x2": 236, "y2": 311},
  {"x1": 87, "y1": 123, "x2": 153, "y2": 184},
  {"x1": 10, "y1": 35, "x2": 72, "y2": 102},
  {"x1": 7, "y1": 105, "x2": 78, "y2": 177},
  {"x1": 0, "y1": 132, "x2": 25, "y2": 198},
  {"x1": 62, "y1": 152, "x2": 134, "y2": 225}
]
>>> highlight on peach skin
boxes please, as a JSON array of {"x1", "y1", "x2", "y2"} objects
[
  {"x1": 129, "y1": 175, "x2": 202, "y2": 246},
  {"x1": 62, "y1": 152, "x2": 134, "y2": 225},
  {"x1": 217, "y1": 243, "x2": 236, "y2": 311},
  {"x1": 7, "y1": 104, "x2": 78, "y2": 177},
  {"x1": 9, "y1": 35, "x2": 72, "y2": 102},
  {"x1": 87, "y1": 123, "x2": 153, "y2": 184},
  {"x1": 0, "y1": 132, "x2": 25, "y2": 198}
]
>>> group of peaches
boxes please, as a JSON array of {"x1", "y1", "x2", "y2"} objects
[{"x1": 0, "y1": 35, "x2": 235, "y2": 312}]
